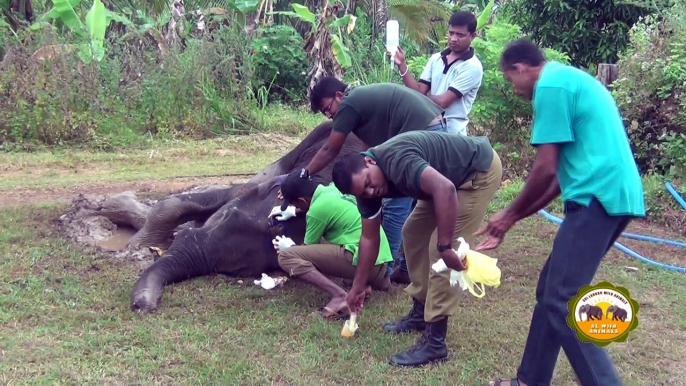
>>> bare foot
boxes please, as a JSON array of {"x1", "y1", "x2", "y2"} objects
[{"x1": 322, "y1": 295, "x2": 348, "y2": 316}]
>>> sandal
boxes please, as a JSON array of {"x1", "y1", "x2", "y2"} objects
[
  {"x1": 491, "y1": 378, "x2": 520, "y2": 386},
  {"x1": 318, "y1": 306, "x2": 350, "y2": 320}
]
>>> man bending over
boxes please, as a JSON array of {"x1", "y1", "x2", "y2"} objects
[
  {"x1": 331, "y1": 130, "x2": 502, "y2": 367},
  {"x1": 289, "y1": 76, "x2": 448, "y2": 283},
  {"x1": 270, "y1": 170, "x2": 393, "y2": 320}
]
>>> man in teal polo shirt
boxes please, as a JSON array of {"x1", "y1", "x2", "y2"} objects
[
  {"x1": 475, "y1": 39, "x2": 645, "y2": 386},
  {"x1": 271, "y1": 170, "x2": 394, "y2": 320}
]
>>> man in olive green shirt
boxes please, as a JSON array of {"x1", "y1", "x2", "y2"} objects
[
  {"x1": 293, "y1": 76, "x2": 447, "y2": 284},
  {"x1": 331, "y1": 130, "x2": 502, "y2": 367},
  {"x1": 271, "y1": 170, "x2": 394, "y2": 320}
]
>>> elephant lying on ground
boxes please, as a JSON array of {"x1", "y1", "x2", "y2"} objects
[{"x1": 90, "y1": 121, "x2": 365, "y2": 313}]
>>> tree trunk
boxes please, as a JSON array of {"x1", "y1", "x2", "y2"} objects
[
  {"x1": 597, "y1": 63, "x2": 619, "y2": 90},
  {"x1": 304, "y1": 0, "x2": 345, "y2": 98},
  {"x1": 372, "y1": 0, "x2": 387, "y2": 42},
  {"x1": 10, "y1": 0, "x2": 33, "y2": 22}
]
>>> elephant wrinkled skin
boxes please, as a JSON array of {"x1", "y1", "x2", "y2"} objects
[{"x1": 85, "y1": 121, "x2": 365, "y2": 313}]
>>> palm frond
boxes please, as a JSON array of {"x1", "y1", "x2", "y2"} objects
[{"x1": 385, "y1": 0, "x2": 451, "y2": 43}]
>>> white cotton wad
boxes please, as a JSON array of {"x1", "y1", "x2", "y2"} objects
[
  {"x1": 254, "y1": 273, "x2": 276, "y2": 289},
  {"x1": 431, "y1": 259, "x2": 468, "y2": 290},
  {"x1": 253, "y1": 273, "x2": 288, "y2": 290}
]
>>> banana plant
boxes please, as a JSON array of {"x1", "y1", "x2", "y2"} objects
[
  {"x1": 271, "y1": 0, "x2": 356, "y2": 68},
  {"x1": 29, "y1": 0, "x2": 132, "y2": 63}
]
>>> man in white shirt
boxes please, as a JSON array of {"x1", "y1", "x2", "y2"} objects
[
  {"x1": 391, "y1": 11, "x2": 483, "y2": 136},
  {"x1": 387, "y1": 11, "x2": 484, "y2": 285}
]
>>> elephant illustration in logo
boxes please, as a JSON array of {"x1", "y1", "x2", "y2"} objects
[
  {"x1": 606, "y1": 305, "x2": 628, "y2": 322},
  {"x1": 579, "y1": 304, "x2": 603, "y2": 321}
]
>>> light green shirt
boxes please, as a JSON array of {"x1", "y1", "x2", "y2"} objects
[
  {"x1": 305, "y1": 183, "x2": 393, "y2": 266},
  {"x1": 531, "y1": 61, "x2": 645, "y2": 217}
]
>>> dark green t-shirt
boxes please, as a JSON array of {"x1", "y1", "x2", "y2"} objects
[
  {"x1": 356, "y1": 131, "x2": 495, "y2": 219},
  {"x1": 332, "y1": 83, "x2": 444, "y2": 147}
]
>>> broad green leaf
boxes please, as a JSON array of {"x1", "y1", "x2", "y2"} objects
[
  {"x1": 476, "y1": 0, "x2": 494, "y2": 30},
  {"x1": 85, "y1": 0, "x2": 108, "y2": 61},
  {"x1": 233, "y1": 0, "x2": 258, "y2": 14},
  {"x1": 330, "y1": 34, "x2": 351, "y2": 68},
  {"x1": 105, "y1": 9, "x2": 134, "y2": 27},
  {"x1": 40, "y1": 0, "x2": 82, "y2": 22},
  {"x1": 51, "y1": 0, "x2": 86, "y2": 35},
  {"x1": 328, "y1": 14, "x2": 351, "y2": 28},
  {"x1": 77, "y1": 43, "x2": 93, "y2": 64},
  {"x1": 0, "y1": 19, "x2": 10, "y2": 29},
  {"x1": 292, "y1": 3, "x2": 315, "y2": 26}
]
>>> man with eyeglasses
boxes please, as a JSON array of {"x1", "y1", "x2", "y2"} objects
[{"x1": 273, "y1": 76, "x2": 446, "y2": 286}]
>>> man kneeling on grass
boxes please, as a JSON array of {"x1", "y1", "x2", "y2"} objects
[{"x1": 268, "y1": 170, "x2": 394, "y2": 320}]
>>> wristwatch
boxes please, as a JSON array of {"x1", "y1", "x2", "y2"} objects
[
  {"x1": 436, "y1": 243, "x2": 452, "y2": 253},
  {"x1": 299, "y1": 168, "x2": 310, "y2": 179}
]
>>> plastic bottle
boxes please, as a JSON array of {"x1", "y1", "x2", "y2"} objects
[{"x1": 386, "y1": 20, "x2": 399, "y2": 69}]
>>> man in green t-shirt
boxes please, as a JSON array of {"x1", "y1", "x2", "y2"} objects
[
  {"x1": 270, "y1": 170, "x2": 394, "y2": 320},
  {"x1": 331, "y1": 130, "x2": 503, "y2": 367},
  {"x1": 475, "y1": 39, "x2": 645, "y2": 386},
  {"x1": 287, "y1": 76, "x2": 448, "y2": 285}
]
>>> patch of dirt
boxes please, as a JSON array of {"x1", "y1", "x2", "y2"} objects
[
  {"x1": 58, "y1": 192, "x2": 158, "y2": 264},
  {"x1": 55, "y1": 178, "x2": 248, "y2": 267},
  {"x1": 0, "y1": 176, "x2": 249, "y2": 207}
]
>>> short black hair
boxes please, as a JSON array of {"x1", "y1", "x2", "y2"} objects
[
  {"x1": 309, "y1": 76, "x2": 347, "y2": 113},
  {"x1": 449, "y1": 11, "x2": 477, "y2": 33},
  {"x1": 280, "y1": 170, "x2": 321, "y2": 210},
  {"x1": 500, "y1": 38, "x2": 547, "y2": 69},
  {"x1": 331, "y1": 153, "x2": 367, "y2": 195}
]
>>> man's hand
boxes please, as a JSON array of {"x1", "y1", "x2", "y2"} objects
[
  {"x1": 440, "y1": 248, "x2": 467, "y2": 271},
  {"x1": 474, "y1": 209, "x2": 517, "y2": 251},
  {"x1": 387, "y1": 45, "x2": 406, "y2": 67},
  {"x1": 346, "y1": 284, "x2": 367, "y2": 313},
  {"x1": 268, "y1": 205, "x2": 297, "y2": 221},
  {"x1": 272, "y1": 235, "x2": 295, "y2": 253}
]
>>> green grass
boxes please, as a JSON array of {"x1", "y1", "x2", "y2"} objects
[{"x1": 1, "y1": 132, "x2": 685, "y2": 385}]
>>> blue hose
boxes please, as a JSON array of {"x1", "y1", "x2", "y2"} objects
[
  {"x1": 536, "y1": 182, "x2": 686, "y2": 273},
  {"x1": 666, "y1": 181, "x2": 686, "y2": 210}
]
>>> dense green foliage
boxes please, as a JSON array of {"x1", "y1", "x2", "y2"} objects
[
  {"x1": 0, "y1": 0, "x2": 684, "y2": 188},
  {"x1": 502, "y1": 0, "x2": 674, "y2": 69},
  {"x1": 612, "y1": 2, "x2": 686, "y2": 179}
]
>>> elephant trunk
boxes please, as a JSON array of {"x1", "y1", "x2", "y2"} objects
[
  {"x1": 130, "y1": 228, "x2": 211, "y2": 313},
  {"x1": 606, "y1": 308, "x2": 611, "y2": 319},
  {"x1": 579, "y1": 308, "x2": 583, "y2": 321}
]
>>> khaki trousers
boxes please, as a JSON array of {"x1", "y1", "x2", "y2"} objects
[
  {"x1": 402, "y1": 150, "x2": 503, "y2": 322},
  {"x1": 278, "y1": 244, "x2": 388, "y2": 290}
]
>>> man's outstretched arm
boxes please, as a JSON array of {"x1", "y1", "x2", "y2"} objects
[
  {"x1": 418, "y1": 166, "x2": 459, "y2": 249},
  {"x1": 346, "y1": 215, "x2": 382, "y2": 311},
  {"x1": 417, "y1": 165, "x2": 465, "y2": 271},
  {"x1": 513, "y1": 176, "x2": 560, "y2": 221},
  {"x1": 305, "y1": 131, "x2": 348, "y2": 176},
  {"x1": 504, "y1": 144, "x2": 560, "y2": 220}
]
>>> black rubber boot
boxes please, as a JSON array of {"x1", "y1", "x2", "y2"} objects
[
  {"x1": 383, "y1": 298, "x2": 426, "y2": 333},
  {"x1": 389, "y1": 316, "x2": 449, "y2": 367}
]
